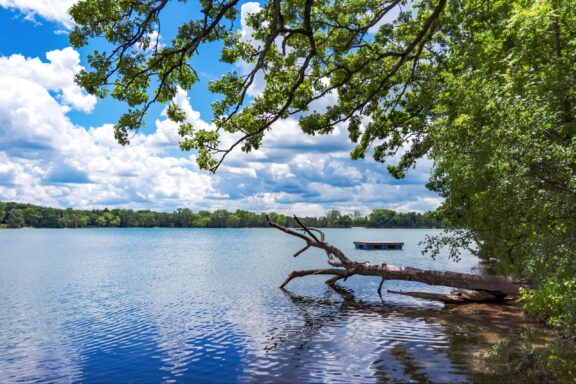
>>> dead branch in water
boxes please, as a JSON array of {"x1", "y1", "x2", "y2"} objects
[{"x1": 268, "y1": 216, "x2": 530, "y2": 303}]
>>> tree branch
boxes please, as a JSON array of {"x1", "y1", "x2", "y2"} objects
[{"x1": 269, "y1": 215, "x2": 531, "y2": 299}]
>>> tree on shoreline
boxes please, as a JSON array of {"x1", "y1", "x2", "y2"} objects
[
  {"x1": 0, "y1": 202, "x2": 442, "y2": 229},
  {"x1": 69, "y1": 0, "x2": 575, "y2": 330}
]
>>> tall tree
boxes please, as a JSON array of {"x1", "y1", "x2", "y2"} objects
[
  {"x1": 6, "y1": 209, "x2": 25, "y2": 228},
  {"x1": 423, "y1": 0, "x2": 576, "y2": 329},
  {"x1": 0, "y1": 202, "x2": 5, "y2": 224}
]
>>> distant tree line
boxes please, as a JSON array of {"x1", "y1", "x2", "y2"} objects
[{"x1": 0, "y1": 202, "x2": 443, "y2": 229}]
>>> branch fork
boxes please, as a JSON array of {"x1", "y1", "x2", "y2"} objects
[{"x1": 268, "y1": 215, "x2": 530, "y2": 304}]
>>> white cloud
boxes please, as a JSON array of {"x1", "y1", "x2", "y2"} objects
[
  {"x1": 392, "y1": 196, "x2": 443, "y2": 212},
  {"x1": 0, "y1": 49, "x2": 216, "y2": 210},
  {"x1": 0, "y1": 48, "x2": 96, "y2": 113},
  {"x1": 142, "y1": 87, "x2": 214, "y2": 149},
  {"x1": 215, "y1": 112, "x2": 439, "y2": 214},
  {"x1": 240, "y1": 2, "x2": 261, "y2": 43},
  {"x1": 238, "y1": 2, "x2": 266, "y2": 97},
  {"x1": 0, "y1": 0, "x2": 76, "y2": 28},
  {"x1": 136, "y1": 30, "x2": 165, "y2": 52}
]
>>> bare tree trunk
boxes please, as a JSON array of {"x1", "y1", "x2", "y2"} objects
[
  {"x1": 268, "y1": 216, "x2": 530, "y2": 302},
  {"x1": 386, "y1": 289, "x2": 508, "y2": 304}
]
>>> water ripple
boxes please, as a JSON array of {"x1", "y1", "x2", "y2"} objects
[{"x1": 0, "y1": 228, "x2": 541, "y2": 383}]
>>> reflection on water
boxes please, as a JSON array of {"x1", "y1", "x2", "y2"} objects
[
  {"x1": 267, "y1": 287, "x2": 469, "y2": 383},
  {"x1": 0, "y1": 228, "x2": 546, "y2": 383}
]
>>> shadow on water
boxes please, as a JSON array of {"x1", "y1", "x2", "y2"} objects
[{"x1": 256, "y1": 285, "x2": 551, "y2": 384}]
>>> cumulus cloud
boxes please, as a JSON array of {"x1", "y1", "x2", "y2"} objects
[
  {"x1": 0, "y1": 49, "x2": 216, "y2": 210},
  {"x1": 142, "y1": 88, "x2": 213, "y2": 149},
  {"x1": 238, "y1": 2, "x2": 266, "y2": 97},
  {"x1": 215, "y1": 112, "x2": 439, "y2": 214},
  {"x1": 0, "y1": 48, "x2": 96, "y2": 113},
  {"x1": 0, "y1": 0, "x2": 76, "y2": 28}
]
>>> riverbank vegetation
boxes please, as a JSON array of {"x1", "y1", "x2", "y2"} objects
[
  {"x1": 0, "y1": 202, "x2": 442, "y2": 229},
  {"x1": 478, "y1": 337, "x2": 576, "y2": 383}
]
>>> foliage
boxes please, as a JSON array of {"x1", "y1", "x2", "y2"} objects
[
  {"x1": 69, "y1": 0, "x2": 576, "y2": 329},
  {"x1": 69, "y1": 0, "x2": 447, "y2": 172},
  {"x1": 422, "y1": 0, "x2": 576, "y2": 331},
  {"x1": 522, "y1": 280, "x2": 576, "y2": 334},
  {"x1": 478, "y1": 338, "x2": 576, "y2": 383},
  {"x1": 6, "y1": 209, "x2": 25, "y2": 228},
  {"x1": 368, "y1": 209, "x2": 439, "y2": 228},
  {"x1": 0, "y1": 201, "x2": 442, "y2": 229}
]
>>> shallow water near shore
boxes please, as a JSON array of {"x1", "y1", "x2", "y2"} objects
[{"x1": 0, "y1": 228, "x2": 548, "y2": 382}]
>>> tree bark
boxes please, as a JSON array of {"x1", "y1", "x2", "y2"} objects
[
  {"x1": 269, "y1": 216, "x2": 530, "y2": 301},
  {"x1": 386, "y1": 289, "x2": 507, "y2": 304}
]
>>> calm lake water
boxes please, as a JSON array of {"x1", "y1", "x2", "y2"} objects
[{"x1": 0, "y1": 228, "x2": 539, "y2": 383}]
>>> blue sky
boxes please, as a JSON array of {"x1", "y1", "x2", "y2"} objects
[{"x1": 0, "y1": 1, "x2": 440, "y2": 215}]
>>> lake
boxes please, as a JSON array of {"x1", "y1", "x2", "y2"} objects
[{"x1": 0, "y1": 228, "x2": 539, "y2": 383}]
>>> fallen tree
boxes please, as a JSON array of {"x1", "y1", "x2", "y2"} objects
[
  {"x1": 269, "y1": 216, "x2": 530, "y2": 303},
  {"x1": 386, "y1": 289, "x2": 511, "y2": 304}
]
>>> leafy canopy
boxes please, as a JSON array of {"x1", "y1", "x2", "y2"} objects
[{"x1": 69, "y1": 0, "x2": 446, "y2": 173}]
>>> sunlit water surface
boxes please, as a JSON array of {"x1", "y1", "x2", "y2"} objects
[{"x1": 0, "y1": 228, "x2": 538, "y2": 383}]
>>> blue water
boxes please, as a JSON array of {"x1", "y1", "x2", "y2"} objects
[{"x1": 0, "y1": 228, "x2": 514, "y2": 382}]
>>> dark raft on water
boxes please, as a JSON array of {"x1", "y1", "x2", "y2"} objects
[{"x1": 354, "y1": 241, "x2": 404, "y2": 250}]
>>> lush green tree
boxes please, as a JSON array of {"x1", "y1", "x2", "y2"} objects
[
  {"x1": 138, "y1": 211, "x2": 159, "y2": 227},
  {"x1": 210, "y1": 209, "x2": 229, "y2": 227},
  {"x1": 39, "y1": 208, "x2": 61, "y2": 228},
  {"x1": 97, "y1": 212, "x2": 122, "y2": 227},
  {"x1": 0, "y1": 201, "x2": 438, "y2": 230},
  {"x1": 268, "y1": 212, "x2": 289, "y2": 227},
  {"x1": 0, "y1": 202, "x2": 6, "y2": 224},
  {"x1": 337, "y1": 214, "x2": 353, "y2": 228},
  {"x1": 421, "y1": 0, "x2": 576, "y2": 330},
  {"x1": 6, "y1": 209, "x2": 25, "y2": 228},
  {"x1": 351, "y1": 210, "x2": 366, "y2": 227},
  {"x1": 175, "y1": 208, "x2": 195, "y2": 227},
  {"x1": 23, "y1": 207, "x2": 43, "y2": 227},
  {"x1": 118, "y1": 209, "x2": 140, "y2": 227},
  {"x1": 226, "y1": 214, "x2": 241, "y2": 228},
  {"x1": 192, "y1": 214, "x2": 211, "y2": 228},
  {"x1": 324, "y1": 209, "x2": 342, "y2": 228},
  {"x1": 69, "y1": 0, "x2": 576, "y2": 329},
  {"x1": 157, "y1": 212, "x2": 175, "y2": 227},
  {"x1": 369, "y1": 209, "x2": 396, "y2": 228}
]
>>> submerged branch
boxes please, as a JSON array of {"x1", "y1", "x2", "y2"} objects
[{"x1": 268, "y1": 216, "x2": 531, "y2": 302}]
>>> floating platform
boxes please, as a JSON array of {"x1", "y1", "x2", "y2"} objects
[{"x1": 353, "y1": 241, "x2": 404, "y2": 250}]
